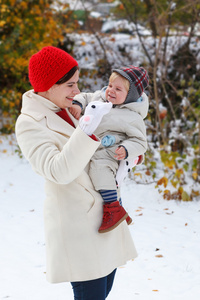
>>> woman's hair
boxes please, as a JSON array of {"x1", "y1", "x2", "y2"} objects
[
  {"x1": 56, "y1": 66, "x2": 79, "y2": 85},
  {"x1": 109, "y1": 72, "x2": 130, "y2": 92}
]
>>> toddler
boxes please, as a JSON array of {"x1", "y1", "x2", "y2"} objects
[{"x1": 70, "y1": 66, "x2": 149, "y2": 233}]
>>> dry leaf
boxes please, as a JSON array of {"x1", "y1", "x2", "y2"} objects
[
  {"x1": 192, "y1": 172, "x2": 198, "y2": 180},
  {"x1": 157, "y1": 176, "x2": 168, "y2": 188},
  {"x1": 145, "y1": 170, "x2": 151, "y2": 176},
  {"x1": 191, "y1": 189, "x2": 200, "y2": 197},
  {"x1": 134, "y1": 172, "x2": 142, "y2": 178},
  {"x1": 155, "y1": 254, "x2": 163, "y2": 258},
  {"x1": 182, "y1": 191, "x2": 191, "y2": 201}
]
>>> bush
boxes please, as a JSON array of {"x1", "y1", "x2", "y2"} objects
[{"x1": 0, "y1": 0, "x2": 75, "y2": 133}]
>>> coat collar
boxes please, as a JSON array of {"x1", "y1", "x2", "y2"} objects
[
  {"x1": 117, "y1": 92, "x2": 149, "y2": 119},
  {"x1": 100, "y1": 87, "x2": 149, "y2": 119},
  {"x1": 21, "y1": 90, "x2": 79, "y2": 136}
]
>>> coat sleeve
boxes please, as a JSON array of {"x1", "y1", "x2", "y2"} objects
[
  {"x1": 15, "y1": 115, "x2": 100, "y2": 184},
  {"x1": 73, "y1": 90, "x2": 103, "y2": 112},
  {"x1": 73, "y1": 92, "x2": 95, "y2": 110},
  {"x1": 119, "y1": 115, "x2": 148, "y2": 158}
]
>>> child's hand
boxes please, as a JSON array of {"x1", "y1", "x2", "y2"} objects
[
  {"x1": 116, "y1": 156, "x2": 139, "y2": 187},
  {"x1": 114, "y1": 146, "x2": 126, "y2": 160},
  {"x1": 69, "y1": 104, "x2": 82, "y2": 120}
]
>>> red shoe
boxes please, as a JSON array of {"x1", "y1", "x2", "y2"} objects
[
  {"x1": 126, "y1": 215, "x2": 132, "y2": 225},
  {"x1": 98, "y1": 201, "x2": 128, "y2": 233}
]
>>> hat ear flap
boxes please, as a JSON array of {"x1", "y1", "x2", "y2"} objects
[{"x1": 124, "y1": 82, "x2": 140, "y2": 104}]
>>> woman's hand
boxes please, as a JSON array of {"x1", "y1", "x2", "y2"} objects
[
  {"x1": 69, "y1": 104, "x2": 82, "y2": 120},
  {"x1": 79, "y1": 101, "x2": 112, "y2": 136}
]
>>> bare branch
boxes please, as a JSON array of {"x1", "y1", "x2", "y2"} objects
[{"x1": 120, "y1": 0, "x2": 154, "y2": 67}]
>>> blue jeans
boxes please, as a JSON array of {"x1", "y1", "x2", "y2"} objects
[{"x1": 70, "y1": 269, "x2": 117, "y2": 300}]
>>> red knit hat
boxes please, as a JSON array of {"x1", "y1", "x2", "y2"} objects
[{"x1": 28, "y1": 46, "x2": 78, "y2": 92}]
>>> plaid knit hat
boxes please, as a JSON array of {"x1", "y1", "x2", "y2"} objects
[
  {"x1": 112, "y1": 66, "x2": 149, "y2": 103},
  {"x1": 29, "y1": 46, "x2": 78, "y2": 92}
]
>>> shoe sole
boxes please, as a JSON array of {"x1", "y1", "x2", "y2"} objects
[
  {"x1": 98, "y1": 213, "x2": 128, "y2": 233},
  {"x1": 126, "y1": 217, "x2": 132, "y2": 225}
]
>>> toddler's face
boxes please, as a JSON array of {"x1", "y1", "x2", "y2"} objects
[{"x1": 105, "y1": 77, "x2": 128, "y2": 105}]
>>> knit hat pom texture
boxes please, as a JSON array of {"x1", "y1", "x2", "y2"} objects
[{"x1": 29, "y1": 46, "x2": 78, "y2": 92}]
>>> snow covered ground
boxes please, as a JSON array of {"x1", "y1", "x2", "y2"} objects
[{"x1": 0, "y1": 134, "x2": 200, "y2": 300}]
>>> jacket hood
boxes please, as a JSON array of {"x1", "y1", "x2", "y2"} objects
[
  {"x1": 101, "y1": 88, "x2": 149, "y2": 120},
  {"x1": 122, "y1": 92, "x2": 149, "y2": 119}
]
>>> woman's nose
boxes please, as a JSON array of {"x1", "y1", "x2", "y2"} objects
[{"x1": 74, "y1": 85, "x2": 80, "y2": 94}]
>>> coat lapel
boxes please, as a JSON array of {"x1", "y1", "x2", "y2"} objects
[
  {"x1": 45, "y1": 109, "x2": 78, "y2": 137},
  {"x1": 21, "y1": 90, "x2": 80, "y2": 138}
]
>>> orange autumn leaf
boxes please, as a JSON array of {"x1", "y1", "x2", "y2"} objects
[
  {"x1": 191, "y1": 189, "x2": 200, "y2": 196},
  {"x1": 157, "y1": 177, "x2": 168, "y2": 188},
  {"x1": 192, "y1": 172, "x2": 198, "y2": 180},
  {"x1": 145, "y1": 169, "x2": 151, "y2": 176},
  {"x1": 134, "y1": 172, "x2": 142, "y2": 178},
  {"x1": 163, "y1": 189, "x2": 171, "y2": 200}
]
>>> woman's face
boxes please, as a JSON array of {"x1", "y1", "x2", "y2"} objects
[
  {"x1": 44, "y1": 70, "x2": 80, "y2": 108},
  {"x1": 105, "y1": 76, "x2": 128, "y2": 105}
]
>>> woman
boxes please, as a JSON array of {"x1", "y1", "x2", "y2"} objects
[{"x1": 15, "y1": 46, "x2": 137, "y2": 300}]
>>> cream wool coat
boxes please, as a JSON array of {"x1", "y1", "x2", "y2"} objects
[{"x1": 15, "y1": 90, "x2": 137, "y2": 283}]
